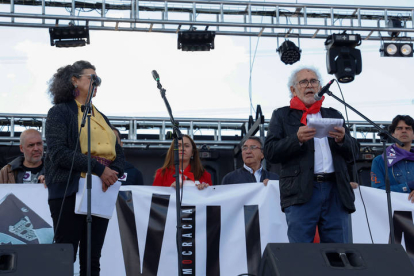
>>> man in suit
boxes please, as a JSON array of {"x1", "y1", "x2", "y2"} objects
[
  {"x1": 222, "y1": 137, "x2": 278, "y2": 185},
  {"x1": 264, "y1": 67, "x2": 359, "y2": 243}
]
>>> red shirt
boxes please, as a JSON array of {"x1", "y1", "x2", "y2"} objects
[{"x1": 152, "y1": 165, "x2": 212, "y2": 187}]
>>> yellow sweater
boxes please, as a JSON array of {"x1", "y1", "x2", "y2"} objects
[{"x1": 75, "y1": 100, "x2": 116, "y2": 176}]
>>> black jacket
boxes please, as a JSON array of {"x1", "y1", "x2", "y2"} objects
[
  {"x1": 221, "y1": 167, "x2": 279, "y2": 185},
  {"x1": 45, "y1": 100, "x2": 125, "y2": 200},
  {"x1": 264, "y1": 106, "x2": 358, "y2": 213},
  {"x1": 120, "y1": 161, "x2": 144, "y2": 186},
  {"x1": 0, "y1": 156, "x2": 45, "y2": 183}
]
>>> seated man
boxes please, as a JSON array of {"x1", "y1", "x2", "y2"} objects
[
  {"x1": 222, "y1": 137, "x2": 278, "y2": 185},
  {"x1": 371, "y1": 115, "x2": 414, "y2": 203},
  {"x1": 112, "y1": 127, "x2": 144, "y2": 185},
  {"x1": 0, "y1": 129, "x2": 45, "y2": 184}
]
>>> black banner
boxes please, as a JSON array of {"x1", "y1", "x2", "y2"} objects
[
  {"x1": 116, "y1": 192, "x2": 171, "y2": 276},
  {"x1": 206, "y1": 206, "x2": 221, "y2": 276},
  {"x1": 244, "y1": 205, "x2": 261, "y2": 276}
]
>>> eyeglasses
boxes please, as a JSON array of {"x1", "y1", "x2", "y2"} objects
[
  {"x1": 79, "y1": 74, "x2": 100, "y2": 80},
  {"x1": 296, "y1": 79, "x2": 320, "y2": 88},
  {"x1": 241, "y1": 145, "x2": 262, "y2": 151},
  {"x1": 79, "y1": 74, "x2": 93, "y2": 79},
  {"x1": 79, "y1": 74, "x2": 101, "y2": 86}
]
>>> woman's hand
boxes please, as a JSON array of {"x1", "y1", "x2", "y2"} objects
[
  {"x1": 100, "y1": 167, "x2": 119, "y2": 192},
  {"x1": 196, "y1": 182, "x2": 210, "y2": 190},
  {"x1": 170, "y1": 181, "x2": 182, "y2": 189}
]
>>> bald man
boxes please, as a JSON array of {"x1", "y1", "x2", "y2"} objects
[{"x1": 0, "y1": 129, "x2": 45, "y2": 184}]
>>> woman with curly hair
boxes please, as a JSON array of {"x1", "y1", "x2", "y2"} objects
[
  {"x1": 152, "y1": 134, "x2": 211, "y2": 189},
  {"x1": 45, "y1": 60, "x2": 124, "y2": 276}
]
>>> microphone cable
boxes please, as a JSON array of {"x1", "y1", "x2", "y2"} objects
[
  {"x1": 52, "y1": 120, "x2": 84, "y2": 243},
  {"x1": 52, "y1": 79, "x2": 95, "y2": 243},
  {"x1": 334, "y1": 79, "x2": 374, "y2": 244},
  {"x1": 180, "y1": 140, "x2": 184, "y2": 203}
]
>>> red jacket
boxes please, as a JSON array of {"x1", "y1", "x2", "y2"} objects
[{"x1": 152, "y1": 165, "x2": 212, "y2": 187}]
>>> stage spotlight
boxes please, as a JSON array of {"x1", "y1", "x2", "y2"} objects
[
  {"x1": 380, "y1": 42, "x2": 413, "y2": 57},
  {"x1": 387, "y1": 19, "x2": 403, "y2": 37},
  {"x1": 177, "y1": 30, "x2": 215, "y2": 51},
  {"x1": 49, "y1": 26, "x2": 90, "y2": 48},
  {"x1": 401, "y1": 43, "x2": 413, "y2": 56},
  {"x1": 325, "y1": 33, "x2": 362, "y2": 83},
  {"x1": 276, "y1": 40, "x2": 301, "y2": 65}
]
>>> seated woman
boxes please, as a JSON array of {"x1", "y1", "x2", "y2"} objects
[{"x1": 153, "y1": 135, "x2": 211, "y2": 190}]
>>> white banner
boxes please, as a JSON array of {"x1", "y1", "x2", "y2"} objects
[{"x1": 1, "y1": 182, "x2": 413, "y2": 276}]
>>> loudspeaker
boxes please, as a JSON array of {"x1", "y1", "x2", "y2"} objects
[
  {"x1": 258, "y1": 243, "x2": 414, "y2": 276},
  {"x1": 0, "y1": 244, "x2": 73, "y2": 275}
]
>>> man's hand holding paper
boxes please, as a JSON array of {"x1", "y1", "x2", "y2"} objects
[{"x1": 307, "y1": 118, "x2": 344, "y2": 141}]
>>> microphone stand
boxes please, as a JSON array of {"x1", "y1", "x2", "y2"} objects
[
  {"x1": 324, "y1": 89, "x2": 403, "y2": 244},
  {"x1": 154, "y1": 78, "x2": 183, "y2": 276},
  {"x1": 80, "y1": 80, "x2": 97, "y2": 276}
]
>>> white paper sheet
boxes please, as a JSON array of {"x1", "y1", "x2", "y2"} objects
[
  {"x1": 307, "y1": 118, "x2": 344, "y2": 138},
  {"x1": 75, "y1": 174, "x2": 121, "y2": 219}
]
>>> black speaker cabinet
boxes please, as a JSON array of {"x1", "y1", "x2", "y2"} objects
[
  {"x1": 258, "y1": 243, "x2": 414, "y2": 276},
  {"x1": 0, "y1": 244, "x2": 73, "y2": 275}
]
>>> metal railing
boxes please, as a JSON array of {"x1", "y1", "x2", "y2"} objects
[{"x1": 0, "y1": 113, "x2": 394, "y2": 151}]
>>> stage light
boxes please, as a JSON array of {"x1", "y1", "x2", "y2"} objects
[
  {"x1": 385, "y1": 43, "x2": 398, "y2": 55},
  {"x1": 388, "y1": 19, "x2": 403, "y2": 37},
  {"x1": 276, "y1": 40, "x2": 301, "y2": 65},
  {"x1": 49, "y1": 26, "x2": 90, "y2": 48},
  {"x1": 177, "y1": 30, "x2": 215, "y2": 51},
  {"x1": 325, "y1": 33, "x2": 362, "y2": 83},
  {"x1": 380, "y1": 42, "x2": 413, "y2": 57},
  {"x1": 401, "y1": 44, "x2": 413, "y2": 56}
]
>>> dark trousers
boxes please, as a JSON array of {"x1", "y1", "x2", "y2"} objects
[
  {"x1": 284, "y1": 180, "x2": 350, "y2": 243},
  {"x1": 49, "y1": 194, "x2": 109, "y2": 276}
]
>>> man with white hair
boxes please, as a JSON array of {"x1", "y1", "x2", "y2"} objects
[
  {"x1": 0, "y1": 129, "x2": 45, "y2": 184},
  {"x1": 264, "y1": 67, "x2": 358, "y2": 243}
]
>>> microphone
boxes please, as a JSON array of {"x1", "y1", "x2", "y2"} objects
[
  {"x1": 91, "y1": 74, "x2": 101, "y2": 86},
  {"x1": 152, "y1": 70, "x2": 160, "y2": 82},
  {"x1": 314, "y1": 79, "x2": 335, "y2": 101}
]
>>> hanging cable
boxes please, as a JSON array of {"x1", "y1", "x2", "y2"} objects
[
  {"x1": 335, "y1": 80, "x2": 374, "y2": 244},
  {"x1": 248, "y1": 1, "x2": 267, "y2": 116}
]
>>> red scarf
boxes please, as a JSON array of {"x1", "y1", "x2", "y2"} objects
[
  {"x1": 289, "y1": 96, "x2": 324, "y2": 125},
  {"x1": 179, "y1": 164, "x2": 195, "y2": 182}
]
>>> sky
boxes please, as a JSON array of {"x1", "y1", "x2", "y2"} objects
[{"x1": 0, "y1": 0, "x2": 413, "y2": 123}]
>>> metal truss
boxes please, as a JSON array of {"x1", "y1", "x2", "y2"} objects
[
  {"x1": 0, "y1": 113, "x2": 397, "y2": 154},
  {"x1": 0, "y1": 0, "x2": 414, "y2": 41}
]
